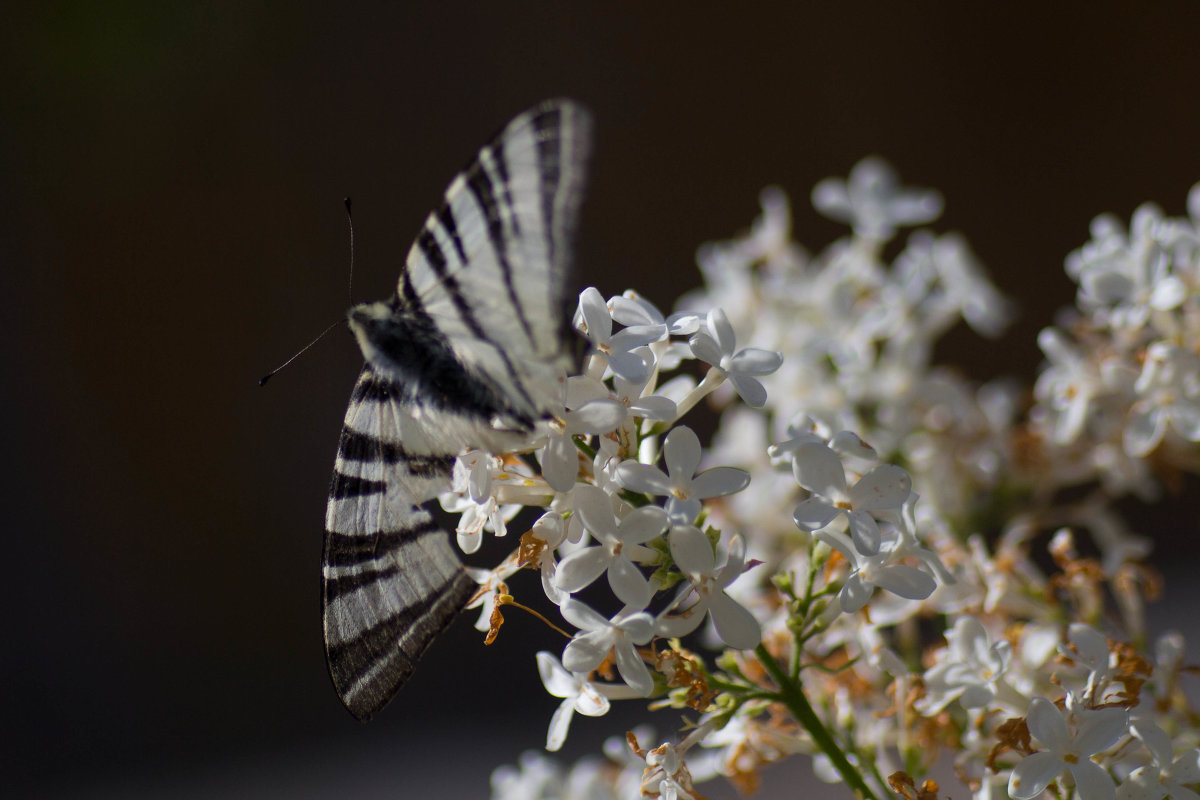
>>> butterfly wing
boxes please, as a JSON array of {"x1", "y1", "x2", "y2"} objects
[
  {"x1": 398, "y1": 99, "x2": 593, "y2": 422},
  {"x1": 322, "y1": 100, "x2": 593, "y2": 720},
  {"x1": 323, "y1": 366, "x2": 477, "y2": 720}
]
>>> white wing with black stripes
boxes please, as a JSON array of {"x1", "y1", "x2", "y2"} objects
[{"x1": 323, "y1": 100, "x2": 592, "y2": 720}]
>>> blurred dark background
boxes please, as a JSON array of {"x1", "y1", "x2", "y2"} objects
[{"x1": 5, "y1": 3, "x2": 1200, "y2": 797}]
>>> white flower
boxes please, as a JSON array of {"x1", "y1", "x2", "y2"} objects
[
  {"x1": 766, "y1": 415, "x2": 828, "y2": 471},
  {"x1": 541, "y1": 378, "x2": 627, "y2": 492},
  {"x1": 633, "y1": 726, "x2": 711, "y2": 800},
  {"x1": 920, "y1": 615, "x2": 1021, "y2": 714},
  {"x1": 615, "y1": 425, "x2": 750, "y2": 524},
  {"x1": 815, "y1": 528, "x2": 937, "y2": 613},
  {"x1": 894, "y1": 230, "x2": 1013, "y2": 338},
  {"x1": 790, "y1": 441, "x2": 911, "y2": 556},
  {"x1": 612, "y1": 373, "x2": 677, "y2": 424},
  {"x1": 536, "y1": 652, "x2": 612, "y2": 752},
  {"x1": 572, "y1": 373, "x2": 677, "y2": 462},
  {"x1": 660, "y1": 527, "x2": 761, "y2": 649},
  {"x1": 1035, "y1": 328, "x2": 1096, "y2": 445},
  {"x1": 608, "y1": 289, "x2": 695, "y2": 371},
  {"x1": 737, "y1": 186, "x2": 807, "y2": 269},
  {"x1": 574, "y1": 286, "x2": 661, "y2": 384},
  {"x1": 1066, "y1": 204, "x2": 1186, "y2": 330},
  {"x1": 811, "y1": 156, "x2": 943, "y2": 240},
  {"x1": 553, "y1": 484, "x2": 667, "y2": 609},
  {"x1": 1008, "y1": 694, "x2": 1128, "y2": 800},
  {"x1": 608, "y1": 291, "x2": 669, "y2": 338},
  {"x1": 1116, "y1": 721, "x2": 1200, "y2": 800},
  {"x1": 1125, "y1": 341, "x2": 1200, "y2": 457},
  {"x1": 490, "y1": 751, "x2": 562, "y2": 800},
  {"x1": 560, "y1": 599, "x2": 655, "y2": 696},
  {"x1": 1059, "y1": 623, "x2": 1116, "y2": 703},
  {"x1": 464, "y1": 560, "x2": 522, "y2": 633},
  {"x1": 529, "y1": 511, "x2": 568, "y2": 605},
  {"x1": 639, "y1": 742, "x2": 698, "y2": 800},
  {"x1": 687, "y1": 308, "x2": 783, "y2": 408},
  {"x1": 442, "y1": 451, "x2": 517, "y2": 553}
]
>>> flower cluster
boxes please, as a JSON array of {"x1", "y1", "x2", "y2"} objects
[{"x1": 443, "y1": 160, "x2": 1200, "y2": 800}]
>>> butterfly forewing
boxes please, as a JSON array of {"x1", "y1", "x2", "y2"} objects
[
  {"x1": 322, "y1": 99, "x2": 593, "y2": 720},
  {"x1": 403, "y1": 101, "x2": 592, "y2": 418}
]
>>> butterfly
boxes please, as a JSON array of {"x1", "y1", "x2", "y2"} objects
[{"x1": 322, "y1": 100, "x2": 592, "y2": 720}]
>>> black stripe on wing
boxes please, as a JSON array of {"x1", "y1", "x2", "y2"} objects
[
  {"x1": 337, "y1": 428, "x2": 456, "y2": 478},
  {"x1": 466, "y1": 143, "x2": 537, "y2": 346},
  {"x1": 322, "y1": 562, "x2": 402, "y2": 602},
  {"x1": 322, "y1": 518, "x2": 441, "y2": 568},
  {"x1": 412, "y1": 224, "x2": 539, "y2": 415},
  {"x1": 532, "y1": 104, "x2": 564, "y2": 266},
  {"x1": 436, "y1": 204, "x2": 469, "y2": 265},
  {"x1": 326, "y1": 568, "x2": 476, "y2": 721},
  {"x1": 330, "y1": 472, "x2": 387, "y2": 499}
]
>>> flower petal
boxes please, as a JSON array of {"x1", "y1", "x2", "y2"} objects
[
  {"x1": 849, "y1": 464, "x2": 911, "y2": 511},
  {"x1": 687, "y1": 332, "x2": 723, "y2": 366},
  {"x1": 614, "y1": 641, "x2": 654, "y2": 696},
  {"x1": 669, "y1": 525, "x2": 715, "y2": 576},
  {"x1": 542, "y1": 433, "x2": 580, "y2": 492},
  {"x1": 708, "y1": 308, "x2": 736, "y2": 355},
  {"x1": 630, "y1": 394, "x2": 677, "y2": 421},
  {"x1": 846, "y1": 510, "x2": 882, "y2": 556},
  {"x1": 574, "y1": 682, "x2": 610, "y2": 717},
  {"x1": 1074, "y1": 706, "x2": 1130, "y2": 757},
  {"x1": 607, "y1": 348, "x2": 653, "y2": 384},
  {"x1": 1026, "y1": 697, "x2": 1072, "y2": 752},
  {"x1": 573, "y1": 484, "x2": 617, "y2": 541},
  {"x1": 729, "y1": 347, "x2": 783, "y2": 376},
  {"x1": 570, "y1": 398, "x2": 627, "y2": 434},
  {"x1": 618, "y1": 505, "x2": 670, "y2": 545},
  {"x1": 615, "y1": 461, "x2": 672, "y2": 495},
  {"x1": 536, "y1": 652, "x2": 575, "y2": 698},
  {"x1": 1008, "y1": 751, "x2": 1065, "y2": 800},
  {"x1": 576, "y1": 286, "x2": 612, "y2": 341},
  {"x1": 1124, "y1": 406, "x2": 1164, "y2": 457},
  {"x1": 792, "y1": 497, "x2": 841, "y2": 531},
  {"x1": 560, "y1": 597, "x2": 608, "y2": 631},
  {"x1": 791, "y1": 442, "x2": 848, "y2": 498},
  {"x1": 545, "y1": 699, "x2": 574, "y2": 751},
  {"x1": 839, "y1": 574, "x2": 872, "y2": 613},
  {"x1": 663, "y1": 426, "x2": 702, "y2": 480},
  {"x1": 872, "y1": 564, "x2": 937, "y2": 600},
  {"x1": 709, "y1": 592, "x2": 762, "y2": 649},
  {"x1": 665, "y1": 496, "x2": 703, "y2": 525},
  {"x1": 554, "y1": 547, "x2": 611, "y2": 593},
  {"x1": 609, "y1": 556, "x2": 652, "y2": 609},
  {"x1": 690, "y1": 466, "x2": 751, "y2": 499},
  {"x1": 1067, "y1": 759, "x2": 1115, "y2": 800},
  {"x1": 729, "y1": 374, "x2": 768, "y2": 408}
]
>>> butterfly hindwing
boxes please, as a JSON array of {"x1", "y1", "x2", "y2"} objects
[
  {"x1": 323, "y1": 366, "x2": 477, "y2": 720},
  {"x1": 322, "y1": 100, "x2": 593, "y2": 720}
]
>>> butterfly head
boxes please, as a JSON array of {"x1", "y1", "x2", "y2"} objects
[{"x1": 346, "y1": 301, "x2": 398, "y2": 368}]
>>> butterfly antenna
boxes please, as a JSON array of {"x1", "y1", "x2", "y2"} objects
[
  {"x1": 258, "y1": 319, "x2": 343, "y2": 386},
  {"x1": 344, "y1": 197, "x2": 355, "y2": 305},
  {"x1": 260, "y1": 198, "x2": 358, "y2": 387}
]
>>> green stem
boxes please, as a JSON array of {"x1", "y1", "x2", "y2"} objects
[
  {"x1": 574, "y1": 436, "x2": 597, "y2": 460},
  {"x1": 755, "y1": 644, "x2": 879, "y2": 800}
]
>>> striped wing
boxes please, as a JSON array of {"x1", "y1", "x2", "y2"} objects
[
  {"x1": 323, "y1": 100, "x2": 593, "y2": 720},
  {"x1": 398, "y1": 100, "x2": 593, "y2": 421}
]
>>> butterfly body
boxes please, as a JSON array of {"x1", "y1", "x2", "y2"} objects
[
  {"x1": 348, "y1": 297, "x2": 522, "y2": 424},
  {"x1": 323, "y1": 100, "x2": 592, "y2": 720}
]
